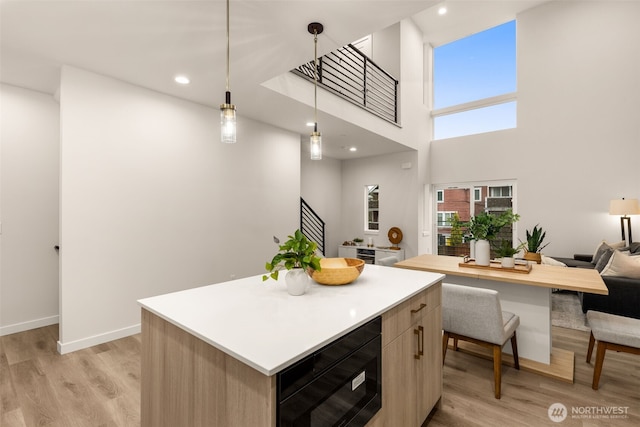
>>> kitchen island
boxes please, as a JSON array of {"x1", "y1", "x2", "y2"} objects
[
  {"x1": 395, "y1": 254, "x2": 608, "y2": 382},
  {"x1": 138, "y1": 264, "x2": 444, "y2": 427}
]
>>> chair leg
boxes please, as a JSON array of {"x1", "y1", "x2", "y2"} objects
[
  {"x1": 493, "y1": 344, "x2": 502, "y2": 399},
  {"x1": 586, "y1": 331, "x2": 596, "y2": 363},
  {"x1": 453, "y1": 337, "x2": 459, "y2": 351},
  {"x1": 592, "y1": 341, "x2": 607, "y2": 390},
  {"x1": 442, "y1": 331, "x2": 450, "y2": 365},
  {"x1": 510, "y1": 332, "x2": 520, "y2": 370}
]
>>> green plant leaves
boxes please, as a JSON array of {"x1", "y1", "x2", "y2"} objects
[{"x1": 263, "y1": 229, "x2": 322, "y2": 281}]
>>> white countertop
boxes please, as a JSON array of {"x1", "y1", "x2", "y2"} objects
[{"x1": 138, "y1": 265, "x2": 444, "y2": 376}]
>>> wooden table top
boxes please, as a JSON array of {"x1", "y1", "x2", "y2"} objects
[{"x1": 395, "y1": 254, "x2": 608, "y2": 295}]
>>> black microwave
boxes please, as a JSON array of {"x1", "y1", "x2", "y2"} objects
[{"x1": 276, "y1": 316, "x2": 382, "y2": 427}]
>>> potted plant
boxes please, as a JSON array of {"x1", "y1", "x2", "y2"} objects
[
  {"x1": 520, "y1": 224, "x2": 549, "y2": 264},
  {"x1": 493, "y1": 239, "x2": 524, "y2": 268},
  {"x1": 461, "y1": 209, "x2": 520, "y2": 266},
  {"x1": 353, "y1": 237, "x2": 364, "y2": 246},
  {"x1": 263, "y1": 229, "x2": 322, "y2": 296}
]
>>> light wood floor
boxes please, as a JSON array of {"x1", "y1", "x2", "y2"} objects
[{"x1": 1, "y1": 325, "x2": 638, "y2": 426}]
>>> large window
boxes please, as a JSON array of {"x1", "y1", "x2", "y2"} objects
[
  {"x1": 432, "y1": 20, "x2": 517, "y2": 140},
  {"x1": 434, "y1": 181, "x2": 517, "y2": 258}
]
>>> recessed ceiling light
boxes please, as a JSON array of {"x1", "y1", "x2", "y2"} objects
[
  {"x1": 174, "y1": 75, "x2": 190, "y2": 85},
  {"x1": 306, "y1": 122, "x2": 315, "y2": 127},
  {"x1": 438, "y1": 6, "x2": 447, "y2": 16},
  {"x1": 349, "y1": 147, "x2": 357, "y2": 152}
]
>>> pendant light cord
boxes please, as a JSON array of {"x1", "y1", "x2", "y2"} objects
[
  {"x1": 313, "y1": 29, "x2": 318, "y2": 132},
  {"x1": 226, "y1": 0, "x2": 230, "y2": 93}
]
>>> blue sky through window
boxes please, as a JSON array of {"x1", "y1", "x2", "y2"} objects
[
  {"x1": 433, "y1": 20, "x2": 517, "y2": 140},
  {"x1": 434, "y1": 20, "x2": 516, "y2": 110}
]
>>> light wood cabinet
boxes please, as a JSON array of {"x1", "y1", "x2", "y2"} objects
[
  {"x1": 369, "y1": 282, "x2": 442, "y2": 426},
  {"x1": 142, "y1": 282, "x2": 441, "y2": 427}
]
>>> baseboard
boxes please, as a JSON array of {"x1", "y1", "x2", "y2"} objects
[
  {"x1": 57, "y1": 323, "x2": 141, "y2": 354},
  {"x1": 0, "y1": 315, "x2": 59, "y2": 336}
]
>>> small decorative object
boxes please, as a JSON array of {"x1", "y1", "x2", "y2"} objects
[
  {"x1": 308, "y1": 258, "x2": 365, "y2": 285},
  {"x1": 493, "y1": 239, "x2": 524, "y2": 268},
  {"x1": 459, "y1": 209, "x2": 520, "y2": 266},
  {"x1": 367, "y1": 237, "x2": 374, "y2": 247},
  {"x1": 263, "y1": 229, "x2": 322, "y2": 296},
  {"x1": 388, "y1": 227, "x2": 403, "y2": 249},
  {"x1": 353, "y1": 237, "x2": 364, "y2": 246},
  {"x1": 521, "y1": 224, "x2": 549, "y2": 264}
]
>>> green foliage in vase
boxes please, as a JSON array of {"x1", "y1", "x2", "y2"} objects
[
  {"x1": 263, "y1": 229, "x2": 322, "y2": 281},
  {"x1": 522, "y1": 224, "x2": 549, "y2": 253},
  {"x1": 461, "y1": 209, "x2": 520, "y2": 242},
  {"x1": 492, "y1": 239, "x2": 524, "y2": 258}
]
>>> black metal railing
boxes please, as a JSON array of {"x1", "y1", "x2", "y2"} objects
[
  {"x1": 300, "y1": 198, "x2": 325, "y2": 256},
  {"x1": 293, "y1": 43, "x2": 398, "y2": 124}
]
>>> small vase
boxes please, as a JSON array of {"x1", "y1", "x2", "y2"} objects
[
  {"x1": 501, "y1": 256, "x2": 515, "y2": 268},
  {"x1": 475, "y1": 239, "x2": 491, "y2": 266},
  {"x1": 285, "y1": 268, "x2": 310, "y2": 296}
]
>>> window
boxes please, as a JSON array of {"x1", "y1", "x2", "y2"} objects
[
  {"x1": 437, "y1": 211, "x2": 456, "y2": 227},
  {"x1": 489, "y1": 186, "x2": 512, "y2": 197},
  {"x1": 365, "y1": 185, "x2": 379, "y2": 232},
  {"x1": 437, "y1": 190, "x2": 444, "y2": 203},
  {"x1": 434, "y1": 181, "x2": 517, "y2": 258},
  {"x1": 432, "y1": 20, "x2": 517, "y2": 140}
]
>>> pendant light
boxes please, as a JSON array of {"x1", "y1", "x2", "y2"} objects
[
  {"x1": 220, "y1": 0, "x2": 236, "y2": 143},
  {"x1": 308, "y1": 22, "x2": 323, "y2": 160}
]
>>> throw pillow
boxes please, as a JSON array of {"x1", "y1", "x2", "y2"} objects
[
  {"x1": 594, "y1": 248, "x2": 614, "y2": 272},
  {"x1": 541, "y1": 255, "x2": 567, "y2": 267},
  {"x1": 601, "y1": 251, "x2": 640, "y2": 279},
  {"x1": 592, "y1": 240, "x2": 625, "y2": 265}
]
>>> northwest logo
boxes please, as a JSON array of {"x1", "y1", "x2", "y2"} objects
[{"x1": 548, "y1": 403, "x2": 568, "y2": 422}]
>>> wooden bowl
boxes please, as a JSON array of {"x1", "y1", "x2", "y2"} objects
[{"x1": 308, "y1": 257, "x2": 365, "y2": 286}]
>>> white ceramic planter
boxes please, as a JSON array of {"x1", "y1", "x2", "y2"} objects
[
  {"x1": 501, "y1": 256, "x2": 515, "y2": 268},
  {"x1": 475, "y1": 239, "x2": 491, "y2": 266},
  {"x1": 285, "y1": 268, "x2": 310, "y2": 296}
]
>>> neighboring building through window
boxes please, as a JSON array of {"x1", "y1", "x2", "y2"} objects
[
  {"x1": 434, "y1": 181, "x2": 517, "y2": 258},
  {"x1": 432, "y1": 20, "x2": 517, "y2": 140},
  {"x1": 365, "y1": 185, "x2": 379, "y2": 232}
]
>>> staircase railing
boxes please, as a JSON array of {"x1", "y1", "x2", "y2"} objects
[
  {"x1": 300, "y1": 198, "x2": 325, "y2": 256},
  {"x1": 293, "y1": 43, "x2": 398, "y2": 124}
]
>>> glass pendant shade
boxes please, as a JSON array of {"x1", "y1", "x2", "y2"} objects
[
  {"x1": 220, "y1": 99, "x2": 236, "y2": 144},
  {"x1": 310, "y1": 130, "x2": 322, "y2": 160}
]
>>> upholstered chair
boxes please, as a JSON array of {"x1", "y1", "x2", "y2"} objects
[
  {"x1": 442, "y1": 283, "x2": 520, "y2": 399},
  {"x1": 376, "y1": 255, "x2": 399, "y2": 266}
]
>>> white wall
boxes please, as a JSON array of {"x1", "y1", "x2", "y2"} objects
[
  {"x1": 341, "y1": 150, "x2": 420, "y2": 258},
  {"x1": 300, "y1": 153, "x2": 342, "y2": 257},
  {"x1": 58, "y1": 66, "x2": 301, "y2": 352},
  {"x1": 0, "y1": 84, "x2": 60, "y2": 335},
  {"x1": 338, "y1": 19, "x2": 428, "y2": 259},
  {"x1": 429, "y1": 0, "x2": 640, "y2": 257}
]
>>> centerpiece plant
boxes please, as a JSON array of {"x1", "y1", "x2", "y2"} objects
[
  {"x1": 457, "y1": 209, "x2": 520, "y2": 266},
  {"x1": 520, "y1": 224, "x2": 549, "y2": 264},
  {"x1": 493, "y1": 239, "x2": 524, "y2": 268},
  {"x1": 263, "y1": 230, "x2": 322, "y2": 296}
]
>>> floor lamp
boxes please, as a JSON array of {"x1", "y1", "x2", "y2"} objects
[{"x1": 609, "y1": 198, "x2": 639, "y2": 244}]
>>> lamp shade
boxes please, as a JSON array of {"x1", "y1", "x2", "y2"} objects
[{"x1": 609, "y1": 198, "x2": 639, "y2": 216}]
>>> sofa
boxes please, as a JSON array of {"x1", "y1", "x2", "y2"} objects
[{"x1": 551, "y1": 242, "x2": 640, "y2": 320}]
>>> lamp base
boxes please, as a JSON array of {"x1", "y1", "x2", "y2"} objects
[{"x1": 620, "y1": 216, "x2": 633, "y2": 244}]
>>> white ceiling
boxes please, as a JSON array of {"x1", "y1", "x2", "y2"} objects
[{"x1": 0, "y1": 0, "x2": 548, "y2": 159}]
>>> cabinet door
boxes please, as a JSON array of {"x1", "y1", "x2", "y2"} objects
[
  {"x1": 380, "y1": 326, "x2": 418, "y2": 426},
  {"x1": 416, "y1": 305, "x2": 442, "y2": 423}
]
